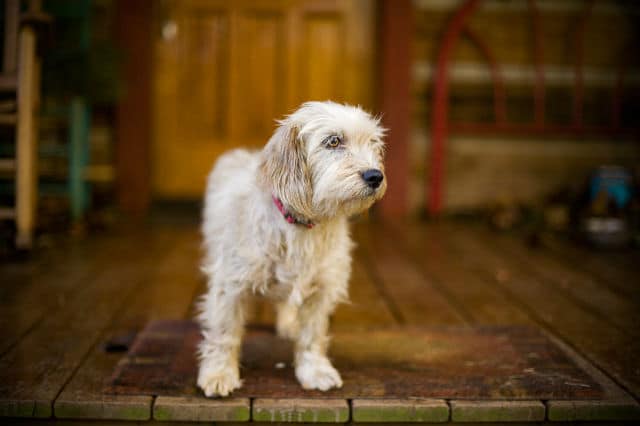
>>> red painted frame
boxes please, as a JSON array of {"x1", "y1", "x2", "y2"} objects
[
  {"x1": 379, "y1": 0, "x2": 412, "y2": 218},
  {"x1": 428, "y1": 0, "x2": 636, "y2": 215}
]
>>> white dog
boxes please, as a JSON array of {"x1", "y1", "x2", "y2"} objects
[{"x1": 197, "y1": 101, "x2": 386, "y2": 397}]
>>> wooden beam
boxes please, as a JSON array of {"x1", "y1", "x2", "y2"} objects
[
  {"x1": 115, "y1": 0, "x2": 153, "y2": 217},
  {"x1": 378, "y1": 0, "x2": 412, "y2": 217}
]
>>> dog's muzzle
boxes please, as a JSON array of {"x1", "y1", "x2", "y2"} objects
[{"x1": 361, "y1": 169, "x2": 384, "y2": 190}]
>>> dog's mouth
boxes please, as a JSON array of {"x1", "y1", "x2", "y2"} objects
[{"x1": 364, "y1": 187, "x2": 378, "y2": 197}]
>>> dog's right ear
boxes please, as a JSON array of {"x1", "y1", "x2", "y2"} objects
[{"x1": 259, "y1": 120, "x2": 313, "y2": 219}]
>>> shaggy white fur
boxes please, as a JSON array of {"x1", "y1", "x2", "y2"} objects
[{"x1": 197, "y1": 101, "x2": 386, "y2": 397}]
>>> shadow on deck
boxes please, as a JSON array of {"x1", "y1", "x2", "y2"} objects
[{"x1": 0, "y1": 217, "x2": 639, "y2": 423}]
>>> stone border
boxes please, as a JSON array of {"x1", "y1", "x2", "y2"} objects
[
  {"x1": 450, "y1": 400, "x2": 545, "y2": 422},
  {"x1": 252, "y1": 398, "x2": 349, "y2": 423},
  {"x1": 153, "y1": 396, "x2": 250, "y2": 422},
  {"x1": 352, "y1": 398, "x2": 449, "y2": 422}
]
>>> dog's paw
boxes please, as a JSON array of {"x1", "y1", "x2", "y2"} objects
[
  {"x1": 197, "y1": 365, "x2": 242, "y2": 398},
  {"x1": 295, "y1": 352, "x2": 343, "y2": 391}
]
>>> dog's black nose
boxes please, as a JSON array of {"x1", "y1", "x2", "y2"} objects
[{"x1": 361, "y1": 169, "x2": 384, "y2": 189}]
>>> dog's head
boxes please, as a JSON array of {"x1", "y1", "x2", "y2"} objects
[{"x1": 260, "y1": 101, "x2": 386, "y2": 221}]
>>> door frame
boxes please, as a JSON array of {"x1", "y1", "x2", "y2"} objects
[{"x1": 115, "y1": 0, "x2": 153, "y2": 217}]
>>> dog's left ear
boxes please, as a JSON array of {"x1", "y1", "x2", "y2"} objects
[{"x1": 259, "y1": 120, "x2": 313, "y2": 219}]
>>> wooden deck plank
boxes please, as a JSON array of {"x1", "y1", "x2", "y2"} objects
[
  {"x1": 0, "y1": 229, "x2": 174, "y2": 418},
  {"x1": 2, "y1": 220, "x2": 639, "y2": 423},
  {"x1": 332, "y1": 252, "x2": 398, "y2": 330},
  {"x1": 539, "y1": 233, "x2": 639, "y2": 302},
  {"x1": 446, "y1": 225, "x2": 640, "y2": 399},
  {"x1": 481, "y1": 230, "x2": 640, "y2": 337},
  {"x1": 355, "y1": 223, "x2": 467, "y2": 326},
  {"x1": 389, "y1": 222, "x2": 533, "y2": 326},
  {"x1": 53, "y1": 229, "x2": 214, "y2": 421},
  {"x1": 0, "y1": 237, "x2": 106, "y2": 356}
]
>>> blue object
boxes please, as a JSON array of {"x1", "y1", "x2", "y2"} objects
[{"x1": 589, "y1": 166, "x2": 632, "y2": 209}]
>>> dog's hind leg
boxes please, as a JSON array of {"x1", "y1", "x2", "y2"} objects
[
  {"x1": 196, "y1": 285, "x2": 247, "y2": 397},
  {"x1": 276, "y1": 301, "x2": 300, "y2": 340}
]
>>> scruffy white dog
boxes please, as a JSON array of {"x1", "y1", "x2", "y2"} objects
[{"x1": 197, "y1": 101, "x2": 386, "y2": 397}]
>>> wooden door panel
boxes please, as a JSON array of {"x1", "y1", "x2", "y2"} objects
[
  {"x1": 236, "y1": 11, "x2": 287, "y2": 142},
  {"x1": 302, "y1": 13, "x2": 344, "y2": 102},
  {"x1": 153, "y1": 0, "x2": 374, "y2": 198},
  {"x1": 180, "y1": 12, "x2": 230, "y2": 142}
]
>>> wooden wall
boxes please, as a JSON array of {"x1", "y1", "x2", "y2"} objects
[{"x1": 410, "y1": 0, "x2": 640, "y2": 213}]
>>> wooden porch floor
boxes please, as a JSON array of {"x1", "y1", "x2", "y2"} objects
[{"x1": 1, "y1": 215, "x2": 639, "y2": 423}]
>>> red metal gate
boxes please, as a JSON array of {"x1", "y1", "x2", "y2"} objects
[{"x1": 428, "y1": 0, "x2": 637, "y2": 215}]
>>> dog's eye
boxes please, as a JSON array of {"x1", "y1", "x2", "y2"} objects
[{"x1": 324, "y1": 135, "x2": 342, "y2": 149}]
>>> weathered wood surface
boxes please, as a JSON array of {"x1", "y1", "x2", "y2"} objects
[
  {"x1": 443, "y1": 223, "x2": 640, "y2": 399},
  {"x1": 0, "y1": 236, "x2": 111, "y2": 356},
  {"x1": 538, "y1": 232, "x2": 640, "y2": 303},
  {"x1": 108, "y1": 320, "x2": 607, "y2": 400},
  {"x1": 386, "y1": 222, "x2": 533, "y2": 325},
  {"x1": 542, "y1": 331, "x2": 640, "y2": 422},
  {"x1": 54, "y1": 228, "x2": 206, "y2": 420},
  {"x1": 0, "y1": 229, "x2": 175, "y2": 417},
  {"x1": 477, "y1": 228, "x2": 640, "y2": 336},
  {"x1": 355, "y1": 223, "x2": 467, "y2": 326},
  {"x1": 1, "y1": 218, "x2": 638, "y2": 423},
  {"x1": 332, "y1": 254, "x2": 398, "y2": 330}
]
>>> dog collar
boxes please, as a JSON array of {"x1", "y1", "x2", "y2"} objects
[{"x1": 272, "y1": 196, "x2": 315, "y2": 229}]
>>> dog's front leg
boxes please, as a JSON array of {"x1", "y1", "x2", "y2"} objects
[
  {"x1": 197, "y1": 287, "x2": 246, "y2": 397},
  {"x1": 293, "y1": 290, "x2": 343, "y2": 391}
]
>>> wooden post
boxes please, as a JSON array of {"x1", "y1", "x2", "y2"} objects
[
  {"x1": 115, "y1": 0, "x2": 153, "y2": 217},
  {"x1": 15, "y1": 26, "x2": 38, "y2": 248},
  {"x1": 378, "y1": 0, "x2": 412, "y2": 218}
]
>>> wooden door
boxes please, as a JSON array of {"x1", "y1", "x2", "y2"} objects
[{"x1": 152, "y1": 0, "x2": 375, "y2": 199}]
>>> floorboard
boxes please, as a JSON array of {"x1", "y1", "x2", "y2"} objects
[
  {"x1": 0, "y1": 236, "x2": 119, "y2": 356},
  {"x1": 53, "y1": 229, "x2": 204, "y2": 421},
  {"x1": 356, "y1": 223, "x2": 467, "y2": 326},
  {"x1": 390, "y1": 222, "x2": 534, "y2": 326},
  {"x1": 332, "y1": 254, "x2": 398, "y2": 330},
  {"x1": 0, "y1": 229, "x2": 175, "y2": 417},
  {"x1": 539, "y1": 233, "x2": 640, "y2": 302},
  {"x1": 1, "y1": 218, "x2": 638, "y2": 423},
  {"x1": 447, "y1": 225, "x2": 640, "y2": 399},
  {"x1": 479, "y1": 229, "x2": 640, "y2": 337}
]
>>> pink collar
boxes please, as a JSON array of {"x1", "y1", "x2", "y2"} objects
[{"x1": 272, "y1": 196, "x2": 315, "y2": 229}]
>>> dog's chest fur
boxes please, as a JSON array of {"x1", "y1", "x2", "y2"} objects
[{"x1": 255, "y1": 219, "x2": 349, "y2": 303}]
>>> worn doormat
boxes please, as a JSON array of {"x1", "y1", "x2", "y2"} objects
[{"x1": 106, "y1": 320, "x2": 603, "y2": 399}]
